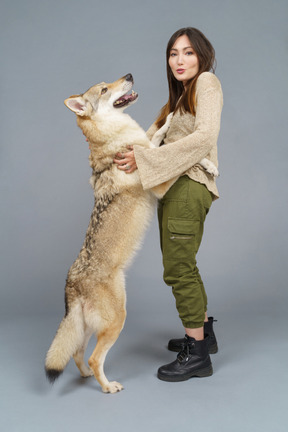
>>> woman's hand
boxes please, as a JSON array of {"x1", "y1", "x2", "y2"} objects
[{"x1": 113, "y1": 145, "x2": 137, "y2": 174}]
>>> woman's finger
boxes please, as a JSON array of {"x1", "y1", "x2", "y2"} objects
[{"x1": 114, "y1": 157, "x2": 128, "y2": 165}]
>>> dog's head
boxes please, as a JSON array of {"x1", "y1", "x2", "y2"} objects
[{"x1": 64, "y1": 74, "x2": 138, "y2": 117}]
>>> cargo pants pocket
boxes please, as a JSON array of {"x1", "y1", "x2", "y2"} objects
[{"x1": 164, "y1": 218, "x2": 200, "y2": 261}]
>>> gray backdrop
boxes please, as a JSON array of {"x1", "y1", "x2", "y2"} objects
[{"x1": 1, "y1": 0, "x2": 287, "y2": 431}]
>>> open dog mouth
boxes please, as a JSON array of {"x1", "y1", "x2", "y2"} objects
[{"x1": 113, "y1": 90, "x2": 138, "y2": 108}]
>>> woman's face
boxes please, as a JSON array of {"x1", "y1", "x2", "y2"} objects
[{"x1": 168, "y1": 35, "x2": 199, "y2": 87}]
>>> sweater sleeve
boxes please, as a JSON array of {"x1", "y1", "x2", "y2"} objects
[{"x1": 134, "y1": 73, "x2": 223, "y2": 190}]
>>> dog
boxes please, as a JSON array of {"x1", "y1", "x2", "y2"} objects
[{"x1": 45, "y1": 74, "x2": 218, "y2": 393}]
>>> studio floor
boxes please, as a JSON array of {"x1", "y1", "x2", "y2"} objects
[{"x1": 1, "y1": 299, "x2": 287, "y2": 432}]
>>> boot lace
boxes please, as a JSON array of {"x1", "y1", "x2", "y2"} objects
[{"x1": 177, "y1": 341, "x2": 195, "y2": 363}]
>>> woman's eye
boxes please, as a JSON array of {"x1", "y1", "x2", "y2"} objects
[
  {"x1": 186, "y1": 51, "x2": 194, "y2": 55},
  {"x1": 101, "y1": 87, "x2": 108, "y2": 95}
]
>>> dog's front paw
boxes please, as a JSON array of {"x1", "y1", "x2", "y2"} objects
[
  {"x1": 207, "y1": 165, "x2": 219, "y2": 177},
  {"x1": 166, "y1": 112, "x2": 173, "y2": 124},
  {"x1": 200, "y1": 158, "x2": 219, "y2": 177},
  {"x1": 102, "y1": 381, "x2": 124, "y2": 394},
  {"x1": 151, "y1": 112, "x2": 174, "y2": 147}
]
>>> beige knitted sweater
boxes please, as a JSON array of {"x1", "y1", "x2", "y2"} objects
[{"x1": 134, "y1": 72, "x2": 223, "y2": 200}]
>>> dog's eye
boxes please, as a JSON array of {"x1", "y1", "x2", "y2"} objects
[{"x1": 101, "y1": 87, "x2": 108, "y2": 95}]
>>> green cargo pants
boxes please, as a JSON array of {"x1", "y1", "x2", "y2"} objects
[{"x1": 157, "y1": 176, "x2": 213, "y2": 329}]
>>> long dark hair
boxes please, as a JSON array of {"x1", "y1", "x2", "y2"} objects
[{"x1": 156, "y1": 27, "x2": 216, "y2": 128}]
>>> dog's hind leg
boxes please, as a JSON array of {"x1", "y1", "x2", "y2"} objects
[
  {"x1": 88, "y1": 279, "x2": 127, "y2": 394},
  {"x1": 88, "y1": 315, "x2": 126, "y2": 393},
  {"x1": 73, "y1": 326, "x2": 94, "y2": 377}
]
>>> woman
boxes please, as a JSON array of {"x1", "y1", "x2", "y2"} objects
[{"x1": 114, "y1": 27, "x2": 223, "y2": 382}]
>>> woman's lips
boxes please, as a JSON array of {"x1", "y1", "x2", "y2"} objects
[{"x1": 176, "y1": 69, "x2": 185, "y2": 74}]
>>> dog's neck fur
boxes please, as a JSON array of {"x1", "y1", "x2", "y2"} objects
[
  {"x1": 76, "y1": 110, "x2": 151, "y2": 202},
  {"x1": 77, "y1": 113, "x2": 134, "y2": 201},
  {"x1": 77, "y1": 113, "x2": 134, "y2": 173}
]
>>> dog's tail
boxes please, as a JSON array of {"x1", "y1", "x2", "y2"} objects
[{"x1": 45, "y1": 301, "x2": 84, "y2": 383}]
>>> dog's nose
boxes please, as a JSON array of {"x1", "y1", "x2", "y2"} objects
[{"x1": 125, "y1": 73, "x2": 133, "y2": 82}]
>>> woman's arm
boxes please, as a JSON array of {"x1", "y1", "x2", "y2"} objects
[{"x1": 134, "y1": 73, "x2": 223, "y2": 190}]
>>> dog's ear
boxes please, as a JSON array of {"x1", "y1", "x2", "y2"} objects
[{"x1": 64, "y1": 95, "x2": 87, "y2": 116}]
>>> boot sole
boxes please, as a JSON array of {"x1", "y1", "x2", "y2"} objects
[{"x1": 157, "y1": 364, "x2": 213, "y2": 382}]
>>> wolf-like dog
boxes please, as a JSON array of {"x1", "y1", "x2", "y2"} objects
[{"x1": 45, "y1": 74, "x2": 218, "y2": 393}]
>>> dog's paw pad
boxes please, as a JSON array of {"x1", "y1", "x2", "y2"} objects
[{"x1": 103, "y1": 381, "x2": 124, "y2": 394}]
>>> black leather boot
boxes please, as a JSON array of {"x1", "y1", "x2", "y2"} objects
[
  {"x1": 167, "y1": 317, "x2": 218, "y2": 354},
  {"x1": 158, "y1": 335, "x2": 213, "y2": 382}
]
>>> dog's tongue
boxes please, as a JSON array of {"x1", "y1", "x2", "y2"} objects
[
  {"x1": 122, "y1": 91, "x2": 136, "y2": 101},
  {"x1": 120, "y1": 95, "x2": 131, "y2": 102},
  {"x1": 114, "y1": 90, "x2": 138, "y2": 107}
]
